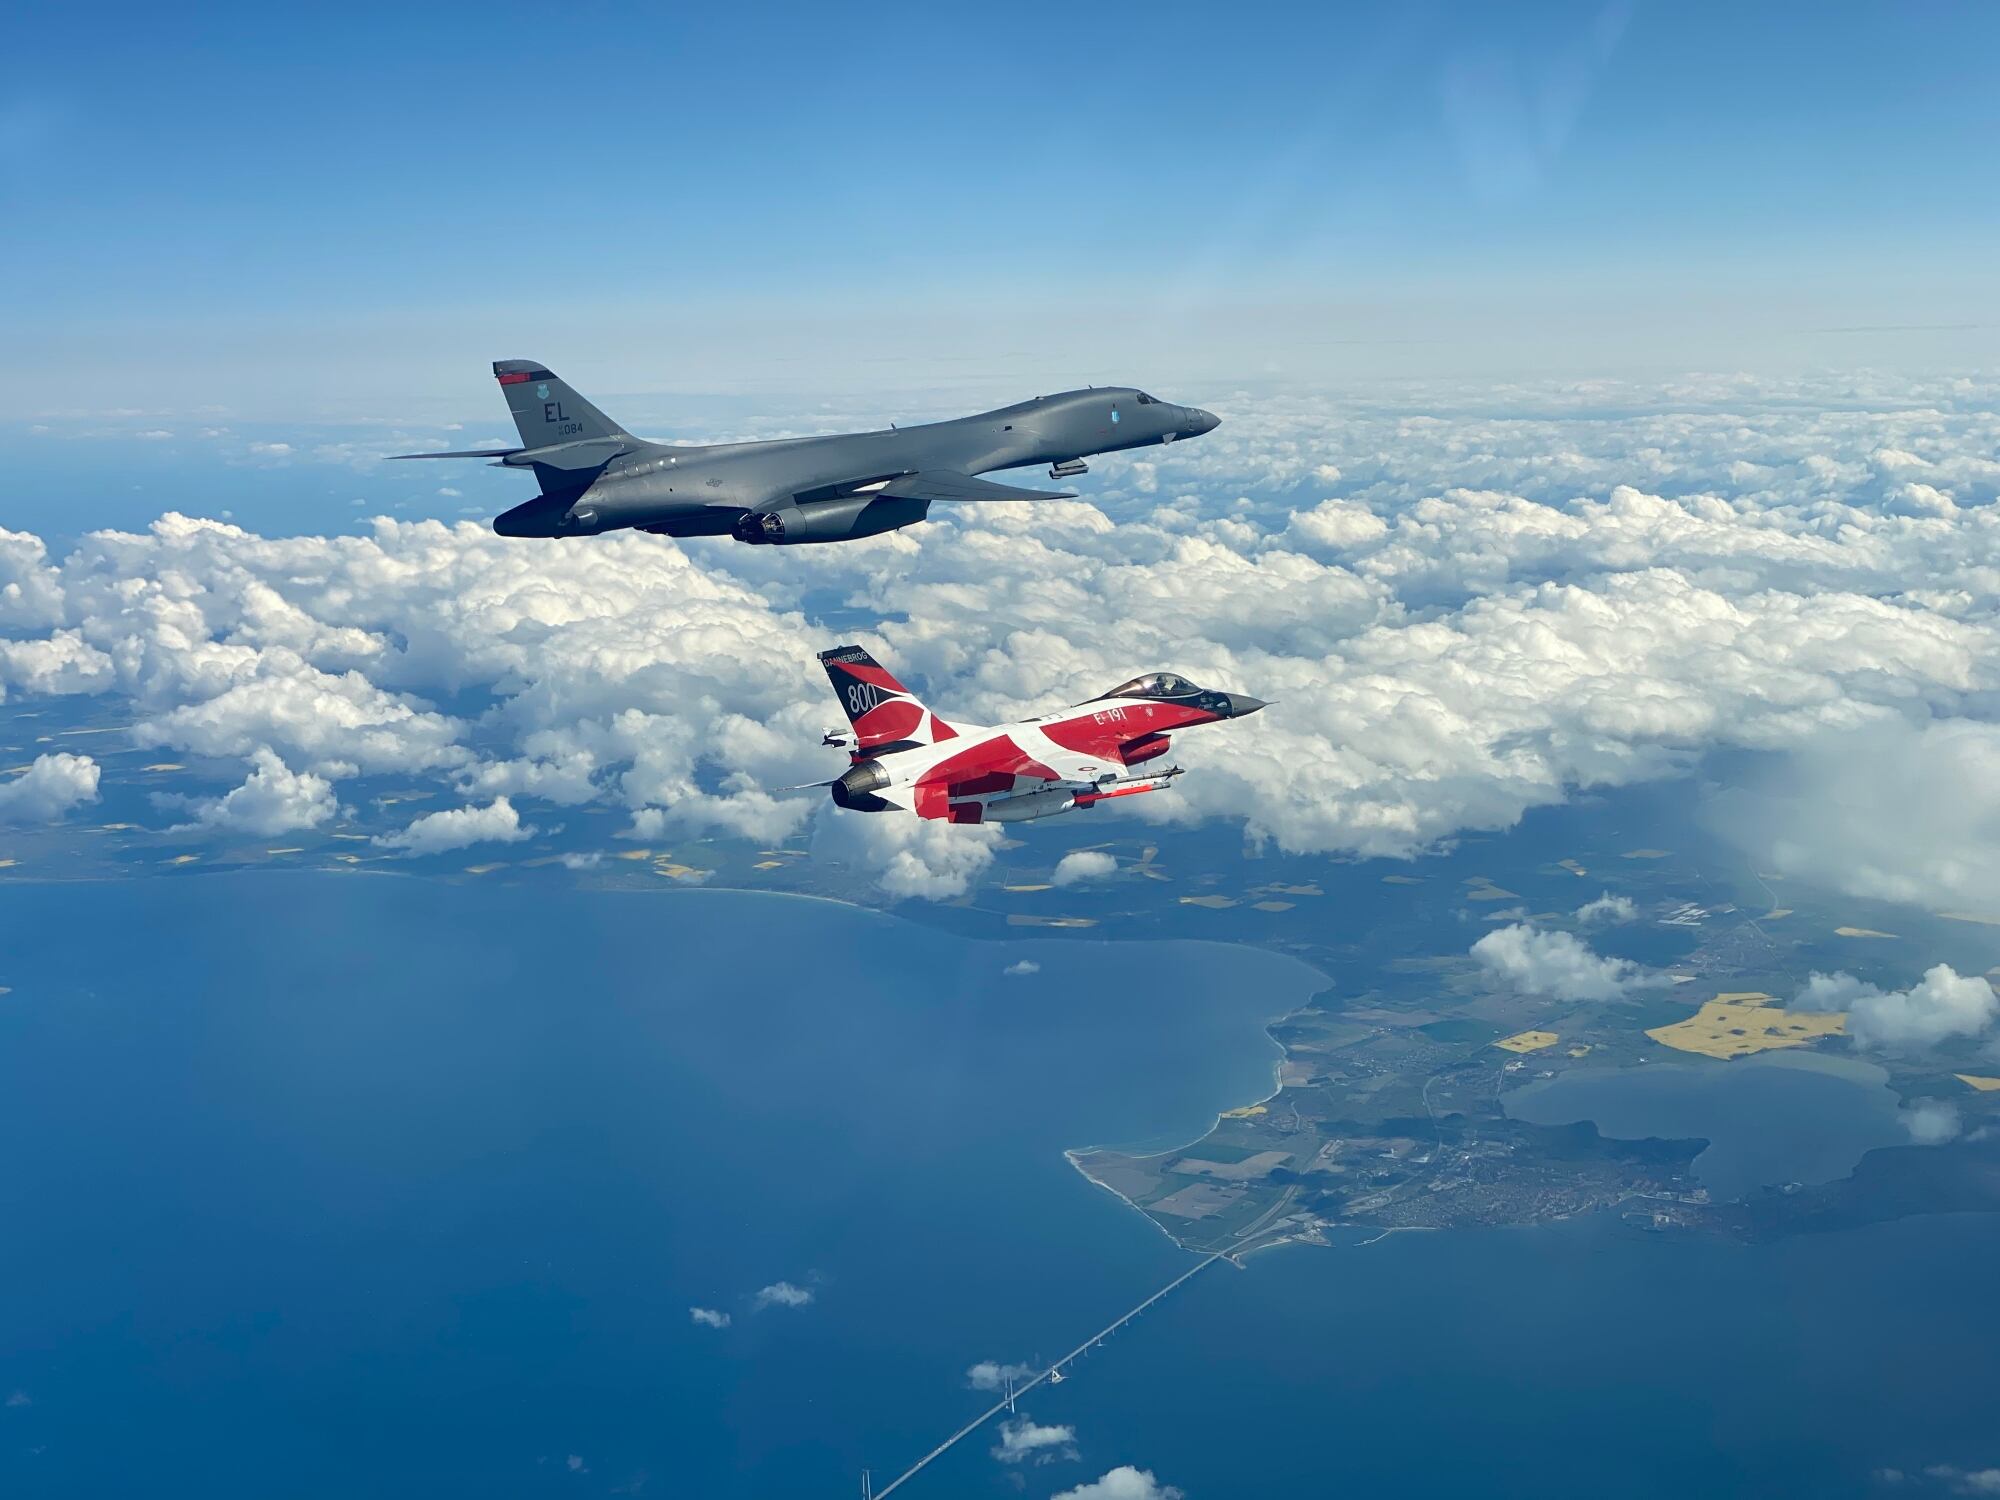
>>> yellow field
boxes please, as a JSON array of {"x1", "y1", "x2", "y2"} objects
[
  {"x1": 1494, "y1": 1030, "x2": 1559, "y2": 1054},
  {"x1": 1220, "y1": 1103, "x2": 1269, "y2": 1118},
  {"x1": 1646, "y1": 991, "x2": 1845, "y2": 1060},
  {"x1": 1955, "y1": 1075, "x2": 2000, "y2": 1092}
]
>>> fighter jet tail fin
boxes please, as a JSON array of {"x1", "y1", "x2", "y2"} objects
[
  {"x1": 492, "y1": 361, "x2": 631, "y2": 449},
  {"x1": 818, "y1": 645, "x2": 964, "y2": 755}
]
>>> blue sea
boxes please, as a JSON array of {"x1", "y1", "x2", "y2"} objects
[{"x1": 3, "y1": 875, "x2": 1998, "y2": 1496}]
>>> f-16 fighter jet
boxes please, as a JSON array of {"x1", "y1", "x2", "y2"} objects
[
  {"x1": 808, "y1": 646, "x2": 1266, "y2": 825},
  {"x1": 391, "y1": 361, "x2": 1219, "y2": 545}
]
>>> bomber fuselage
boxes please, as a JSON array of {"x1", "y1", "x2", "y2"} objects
[{"x1": 493, "y1": 386, "x2": 1218, "y2": 542}]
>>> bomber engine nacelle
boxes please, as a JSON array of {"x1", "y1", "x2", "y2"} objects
[
  {"x1": 733, "y1": 495, "x2": 931, "y2": 545},
  {"x1": 1119, "y1": 732, "x2": 1173, "y2": 767}
]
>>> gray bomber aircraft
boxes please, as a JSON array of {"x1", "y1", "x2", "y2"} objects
[{"x1": 392, "y1": 361, "x2": 1219, "y2": 545}]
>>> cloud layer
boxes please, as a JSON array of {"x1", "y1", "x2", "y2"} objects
[{"x1": 2, "y1": 372, "x2": 1995, "y2": 900}]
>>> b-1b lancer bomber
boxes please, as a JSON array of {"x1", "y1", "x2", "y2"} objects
[
  {"x1": 806, "y1": 646, "x2": 1266, "y2": 825},
  {"x1": 392, "y1": 361, "x2": 1219, "y2": 545}
]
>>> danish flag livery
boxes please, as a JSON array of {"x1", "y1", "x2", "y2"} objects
[{"x1": 812, "y1": 647, "x2": 1267, "y2": 825}]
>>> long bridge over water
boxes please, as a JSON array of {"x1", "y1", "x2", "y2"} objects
[{"x1": 864, "y1": 1250, "x2": 1228, "y2": 1499}]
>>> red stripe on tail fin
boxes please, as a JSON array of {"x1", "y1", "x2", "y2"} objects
[{"x1": 818, "y1": 645, "x2": 960, "y2": 754}]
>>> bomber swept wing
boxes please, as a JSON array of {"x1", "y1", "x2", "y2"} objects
[{"x1": 877, "y1": 470, "x2": 1075, "y2": 504}]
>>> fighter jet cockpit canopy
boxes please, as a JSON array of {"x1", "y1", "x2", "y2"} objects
[{"x1": 1100, "y1": 672, "x2": 1201, "y2": 701}]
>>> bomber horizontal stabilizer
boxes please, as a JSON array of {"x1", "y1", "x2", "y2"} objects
[
  {"x1": 499, "y1": 436, "x2": 634, "y2": 471},
  {"x1": 387, "y1": 447, "x2": 523, "y2": 460},
  {"x1": 390, "y1": 436, "x2": 633, "y2": 471},
  {"x1": 879, "y1": 470, "x2": 1076, "y2": 504}
]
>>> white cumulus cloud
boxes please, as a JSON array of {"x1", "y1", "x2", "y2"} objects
[
  {"x1": 1052, "y1": 850, "x2": 1117, "y2": 886},
  {"x1": 1472, "y1": 923, "x2": 1662, "y2": 1002},
  {"x1": 1846, "y1": 965, "x2": 1998, "y2": 1051},
  {"x1": 1921, "y1": 1465, "x2": 2000, "y2": 1495},
  {"x1": 752, "y1": 1280, "x2": 814, "y2": 1310},
  {"x1": 1052, "y1": 1468, "x2": 1184, "y2": 1500},
  {"x1": 375, "y1": 796, "x2": 532, "y2": 856},
  {"x1": 1902, "y1": 1100, "x2": 1963, "y2": 1145},
  {"x1": 812, "y1": 808, "x2": 999, "y2": 900},
  {"x1": 1575, "y1": 892, "x2": 1635, "y2": 923},
  {"x1": 689, "y1": 1306, "x2": 731, "y2": 1329},
  {"x1": 0, "y1": 752, "x2": 100, "y2": 823},
  {"x1": 169, "y1": 747, "x2": 338, "y2": 835},
  {"x1": 966, "y1": 1359, "x2": 1038, "y2": 1390},
  {"x1": 993, "y1": 1416, "x2": 1078, "y2": 1466},
  {"x1": 1721, "y1": 720, "x2": 2000, "y2": 916}
]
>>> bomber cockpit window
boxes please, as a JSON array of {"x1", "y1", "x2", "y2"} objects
[
  {"x1": 1136, "y1": 392, "x2": 1157, "y2": 404},
  {"x1": 1103, "y1": 672, "x2": 1198, "y2": 700}
]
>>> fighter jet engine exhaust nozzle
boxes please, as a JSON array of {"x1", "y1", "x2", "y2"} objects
[{"x1": 830, "y1": 759, "x2": 894, "y2": 812}]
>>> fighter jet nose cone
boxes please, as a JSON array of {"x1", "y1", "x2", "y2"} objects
[{"x1": 1225, "y1": 694, "x2": 1268, "y2": 717}]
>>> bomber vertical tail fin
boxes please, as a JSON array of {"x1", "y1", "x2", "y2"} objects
[
  {"x1": 819, "y1": 646, "x2": 962, "y2": 755},
  {"x1": 492, "y1": 360, "x2": 630, "y2": 449}
]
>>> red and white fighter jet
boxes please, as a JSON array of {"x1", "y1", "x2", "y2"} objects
[{"x1": 810, "y1": 645, "x2": 1267, "y2": 825}]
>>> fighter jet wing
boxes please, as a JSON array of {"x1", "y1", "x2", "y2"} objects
[{"x1": 878, "y1": 470, "x2": 1076, "y2": 504}]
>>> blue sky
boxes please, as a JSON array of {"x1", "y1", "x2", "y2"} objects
[{"x1": 6, "y1": 2, "x2": 1996, "y2": 412}]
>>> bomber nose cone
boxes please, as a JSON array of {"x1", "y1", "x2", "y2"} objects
[
  {"x1": 1186, "y1": 408, "x2": 1220, "y2": 436},
  {"x1": 1225, "y1": 694, "x2": 1268, "y2": 717}
]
